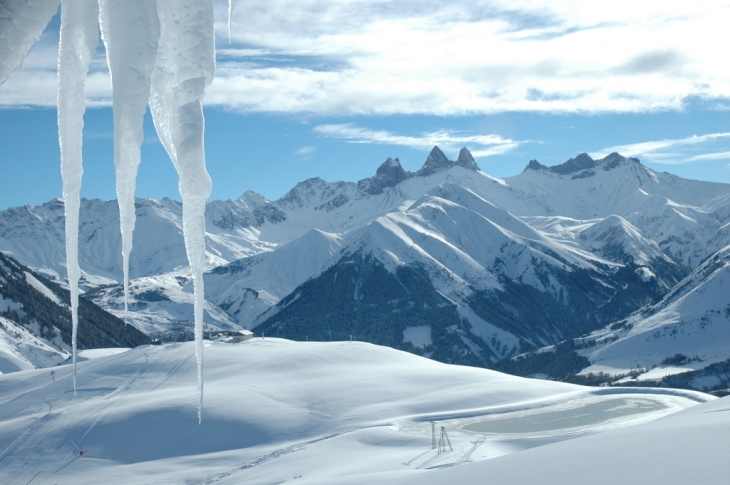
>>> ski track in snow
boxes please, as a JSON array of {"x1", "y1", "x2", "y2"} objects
[
  {"x1": 196, "y1": 432, "x2": 342, "y2": 485},
  {"x1": 0, "y1": 344, "x2": 196, "y2": 483}
]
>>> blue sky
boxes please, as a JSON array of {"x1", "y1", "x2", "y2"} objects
[{"x1": 1, "y1": 1, "x2": 729, "y2": 210}]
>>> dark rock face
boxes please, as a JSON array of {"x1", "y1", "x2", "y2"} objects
[
  {"x1": 209, "y1": 202, "x2": 286, "y2": 230},
  {"x1": 417, "y1": 146, "x2": 452, "y2": 176},
  {"x1": 601, "y1": 152, "x2": 639, "y2": 171},
  {"x1": 316, "y1": 193, "x2": 349, "y2": 211},
  {"x1": 524, "y1": 152, "x2": 640, "y2": 175},
  {"x1": 525, "y1": 159, "x2": 547, "y2": 171},
  {"x1": 456, "y1": 147, "x2": 479, "y2": 170},
  {"x1": 550, "y1": 153, "x2": 596, "y2": 175},
  {"x1": 376, "y1": 158, "x2": 409, "y2": 185},
  {"x1": 358, "y1": 147, "x2": 480, "y2": 194},
  {"x1": 358, "y1": 158, "x2": 411, "y2": 195}
]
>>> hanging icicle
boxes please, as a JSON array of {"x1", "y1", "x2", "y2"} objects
[
  {"x1": 57, "y1": 0, "x2": 99, "y2": 394},
  {"x1": 150, "y1": 0, "x2": 215, "y2": 424},
  {"x1": 98, "y1": 0, "x2": 161, "y2": 324},
  {"x1": 0, "y1": 0, "x2": 61, "y2": 84},
  {"x1": 2, "y1": 0, "x2": 216, "y2": 422},
  {"x1": 228, "y1": 0, "x2": 234, "y2": 44}
]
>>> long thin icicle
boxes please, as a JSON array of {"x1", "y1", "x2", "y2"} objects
[
  {"x1": 57, "y1": 0, "x2": 99, "y2": 394},
  {"x1": 228, "y1": 0, "x2": 234, "y2": 44},
  {"x1": 150, "y1": 0, "x2": 214, "y2": 424},
  {"x1": 98, "y1": 0, "x2": 160, "y2": 323}
]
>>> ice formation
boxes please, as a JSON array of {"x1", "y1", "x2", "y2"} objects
[
  {"x1": 0, "y1": 0, "x2": 61, "y2": 84},
  {"x1": 228, "y1": 0, "x2": 234, "y2": 43},
  {"x1": 149, "y1": 0, "x2": 214, "y2": 423},
  {"x1": 57, "y1": 0, "x2": 99, "y2": 394},
  {"x1": 0, "y1": 0, "x2": 215, "y2": 418},
  {"x1": 98, "y1": 0, "x2": 161, "y2": 324}
]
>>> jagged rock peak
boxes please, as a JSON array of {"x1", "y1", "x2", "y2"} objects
[
  {"x1": 418, "y1": 146, "x2": 452, "y2": 176},
  {"x1": 550, "y1": 153, "x2": 596, "y2": 175},
  {"x1": 358, "y1": 157, "x2": 411, "y2": 195},
  {"x1": 456, "y1": 147, "x2": 479, "y2": 170},
  {"x1": 601, "y1": 152, "x2": 640, "y2": 170},
  {"x1": 524, "y1": 152, "x2": 640, "y2": 175},
  {"x1": 525, "y1": 159, "x2": 547, "y2": 171},
  {"x1": 237, "y1": 190, "x2": 270, "y2": 208}
]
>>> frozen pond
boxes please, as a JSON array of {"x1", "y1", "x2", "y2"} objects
[{"x1": 462, "y1": 398, "x2": 667, "y2": 434}]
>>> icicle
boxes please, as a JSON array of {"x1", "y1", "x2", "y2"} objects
[
  {"x1": 98, "y1": 0, "x2": 161, "y2": 324},
  {"x1": 57, "y1": 0, "x2": 99, "y2": 394},
  {"x1": 0, "y1": 0, "x2": 61, "y2": 85},
  {"x1": 150, "y1": 0, "x2": 215, "y2": 424},
  {"x1": 228, "y1": 0, "x2": 234, "y2": 44}
]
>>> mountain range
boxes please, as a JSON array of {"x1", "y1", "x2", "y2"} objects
[{"x1": 1, "y1": 146, "x2": 729, "y2": 386}]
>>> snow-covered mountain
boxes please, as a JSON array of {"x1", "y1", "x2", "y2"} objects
[
  {"x1": 253, "y1": 182, "x2": 684, "y2": 364},
  {"x1": 575, "y1": 245, "x2": 730, "y2": 379},
  {"x1": 494, "y1": 243, "x2": 730, "y2": 392},
  {"x1": 1, "y1": 147, "x2": 729, "y2": 369},
  {"x1": 0, "y1": 251, "x2": 148, "y2": 373}
]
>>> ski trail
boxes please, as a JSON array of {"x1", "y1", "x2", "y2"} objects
[
  {"x1": 0, "y1": 346, "x2": 191, "y2": 483},
  {"x1": 0, "y1": 347, "x2": 135, "y2": 412},
  {"x1": 403, "y1": 447, "x2": 434, "y2": 466},
  {"x1": 54, "y1": 451, "x2": 82, "y2": 473},
  {"x1": 195, "y1": 433, "x2": 342, "y2": 485},
  {"x1": 0, "y1": 414, "x2": 54, "y2": 466},
  {"x1": 416, "y1": 451, "x2": 444, "y2": 470}
]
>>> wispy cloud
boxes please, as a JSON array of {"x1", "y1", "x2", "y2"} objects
[
  {"x1": 294, "y1": 145, "x2": 316, "y2": 155},
  {"x1": 686, "y1": 151, "x2": 730, "y2": 162},
  {"x1": 313, "y1": 123, "x2": 523, "y2": 156},
  {"x1": 591, "y1": 132, "x2": 730, "y2": 164}
]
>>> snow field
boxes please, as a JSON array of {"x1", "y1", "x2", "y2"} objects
[
  {"x1": 390, "y1": 396, "x2": 730, "y2": 485},
  {"x1": 0, "y1": 339, "x2": 709, "y2": 484}
]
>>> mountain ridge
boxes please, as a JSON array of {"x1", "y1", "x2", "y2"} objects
[{"x1": 1, "y1": 147, "x2": 729, "y2": 374}]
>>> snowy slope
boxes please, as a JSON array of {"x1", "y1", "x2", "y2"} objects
[
  {"x1": 484, "y1": 154, "x2": 730, "y2": 268},
  {"x1": 84, "y1": 269, "x2": 240, "y2": 336},
  {"x1": 0, "y1": 339, "x2": 710, "y2": 484},
  {"x1": 0, "y1": 316, "x2": 69, "y2": 373},
  {"x1": 390, "y1": 394, "x2": 730, "y2": 485},
  {"x1": 254, "y1": 181, "x2": 685, "y2": 363},
  {"x1": 0, "y1": 197, "x2": 276, "y2": 286},
  {"x1": 0, "y1": 251, "x2": 148, "y2": 363},
  {"x1": 576, "y1": 245, "x2": 730, "y2": 377},
  {"x1": 524, "y1": 214, "x2": 687, "y2": 289},
  {"x1": 204, "y1": 229, "x2": 345, "y2": 328}
]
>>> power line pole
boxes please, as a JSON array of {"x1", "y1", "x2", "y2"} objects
[{"x1": 437, "y1": 427, "x2": 453, "y2": 455}]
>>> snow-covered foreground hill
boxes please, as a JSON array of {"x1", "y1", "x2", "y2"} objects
[
  {"x1": 0, "y1": 339, "x2": 714, "y2": 484},
  {"x1": 391, "y1": 393, "x2": 730, "y2": 485}
]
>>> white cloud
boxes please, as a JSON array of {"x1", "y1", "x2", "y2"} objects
[
  {"x1": 2, "y1": 1, "x2": 730, "y2": 115},
  {"x1": 314, "y1": 123, "x2": 522, "y2": 156},
  {"x1": 205, "y1": 0, "x2": 730, "y2": 115},
  {"x1": 295, "y1": 145, "x2": 316, "y2": 155},
  {"x1": 686, "y1": 151, "x2": 730, "y2": 161},
  {"x1": 591, "y1": 132, "x2": 730, "y2": 164}
]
